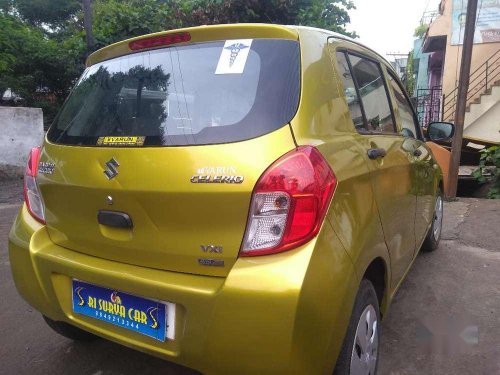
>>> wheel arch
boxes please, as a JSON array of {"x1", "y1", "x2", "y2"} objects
[
  {"x1": 362, "y1": 257, "x2": 390, "y2": 317},
  {"x1": 438, "y1": 178, "x2": 444, "y2": 194}
]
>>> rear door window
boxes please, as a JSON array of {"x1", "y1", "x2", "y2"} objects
[
  {"x1": 388, "y1": 72, "x2": 420, "y2": 139},
  {"x1": 48, "y1": 39, "x2": 300, "y2": 146},
  {"x1": 336, "y1": 52, "x2": 365, "y2": 131},
  {"x1": 346, "y1": 53, "x2": 396, "y2": 134}
]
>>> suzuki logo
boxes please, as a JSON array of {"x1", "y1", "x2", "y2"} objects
[{"x1": 104, "y1": 158, "x2": 119, "y2": 180}]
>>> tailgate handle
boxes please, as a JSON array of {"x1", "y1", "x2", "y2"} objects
[
  {"x1": 367, "y1": 148, "x2": 387, "y2": 159},
  {"x1": 98, "y1": 210, "x2": 133, "y2": 229}
]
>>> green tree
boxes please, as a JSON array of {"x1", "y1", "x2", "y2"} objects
[
  {"x1": 1, "y1": 0, "x2": 357, "y2": 127},
  {"x1": 297, "y1": 0, "x2": 357, "y2": 37},
  {"x1": 414, "y1": 23, "x2": 428, "y2": 39},
  {"x1": 91, "y1": 0, "x2": 178, "y2": 49},
  {"x1": 0, "y1": 12, "x2": 82, "y2": 123},
  {"x1": 0, "y1": 0, "x2": 80, "y2": 27},
  {"x1": 405, "y1": 51, "x2": 415, "y2": 96},
  {"x1": 176, "y1": 0, "x2": 356, "y2": 37},
  {"x1": 472, "y1": 146, "x2": 500, "y2": 199}
]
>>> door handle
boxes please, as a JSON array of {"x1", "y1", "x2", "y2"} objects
[
  {"x1": 98, "y1": 210, "x2": 133, "y2": 229},
  {"x1": 413, "y1": 149, "x2": 422, "y2": 157},
  {"x1": 367, "y1": 148, "x2": 387, "y2": 159}
]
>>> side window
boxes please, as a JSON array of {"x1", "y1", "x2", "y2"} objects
[
  {"x1": 348, "y1": 54, "x2": 396, "y2": 134},
  {"x1": 336, "y1": 52, "x2": 365, "y2": 131},
  {"x1": 388, "y1": 73, "x2": 420, "y2": 138}
]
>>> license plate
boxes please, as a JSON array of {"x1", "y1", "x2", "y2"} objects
[{"x1": 72, "y1": 280, "x2": 172, "y2": 341}]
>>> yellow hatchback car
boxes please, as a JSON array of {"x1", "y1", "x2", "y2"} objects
[{"x1": 9, "y1": 24, "x2": 455, "y2": 374}]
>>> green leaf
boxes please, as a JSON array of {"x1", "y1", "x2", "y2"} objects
[{"x1": 471, "y1": 169, "x2": 482, "y2": 178}]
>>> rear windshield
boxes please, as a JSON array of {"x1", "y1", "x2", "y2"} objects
[{"x1": 47, "y1": 39, "x2": 300, "y2": 146}]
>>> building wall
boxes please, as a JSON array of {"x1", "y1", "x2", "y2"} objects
[
  {"x1": 0, "y1": 107, "x2": 44, "y2": 178},
  {"x1": 413, "y1": 38, "x2": 431, "y2": 96},
  {"x1": 464, "y1": 84, "x2": 500, "y2": 142},
  {"x1": 427, "y1": 0, "x2": 500, "y2": 99}
]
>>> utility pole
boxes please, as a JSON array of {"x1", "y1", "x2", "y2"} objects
[
  {"x1": 82, "y1": 0, "x2": 95, "y2": 56},
  {"x1": 448, "y1": 0, "x2": 478, "y2": 198}
]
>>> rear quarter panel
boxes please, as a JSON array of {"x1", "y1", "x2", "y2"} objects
[{"x1": 291, "y1": 28, "x2": 392, "y2": 315}]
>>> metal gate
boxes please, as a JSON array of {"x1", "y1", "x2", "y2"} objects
[{"x1": 415, "y1": 86, "x2": 443, "y2": 128}]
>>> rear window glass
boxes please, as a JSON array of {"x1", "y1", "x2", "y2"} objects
[{"x1": 47, "y1": 39, "x2": 300, "y2": 146}]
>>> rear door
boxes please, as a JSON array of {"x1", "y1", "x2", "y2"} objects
[
  {"x1": 386, "y1": 72, "x2": 437, "y2": 248},
  {"x1": 39, "y1": 38, "x2": 300, "y2": 277},
  {"x1": 337, "y1": 51, "x2": 416, "y2": 288}
]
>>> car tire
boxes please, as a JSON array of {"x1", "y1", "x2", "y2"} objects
[
  {"x1": 333, "y1": 279, "x2": 380, "y2": 375},
  {"x1": 421, "y1": 188, "x2": 444, "y2": 252},
  {"x1": 43, "y1": 315, "x2": 98, "y2": 342}
]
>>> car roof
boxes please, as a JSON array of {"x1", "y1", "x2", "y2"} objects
[{"x1": 288, "y1": 25, "x2": 395, "y2": 69}]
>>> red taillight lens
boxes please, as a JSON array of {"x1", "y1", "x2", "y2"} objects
[
  {"x1": 128, "y1": 32, "x2": 191, "y2": 51},
  {"x1": 24, "y1": 147, "x2": 46, "y2": 224},
  {"x1": 240, "y1": 146, "x2": 337, "y2": 256}
]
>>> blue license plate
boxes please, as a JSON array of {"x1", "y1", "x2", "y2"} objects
[{"x1": 72, "y1": 280, "x2": 168, "y2": 341}]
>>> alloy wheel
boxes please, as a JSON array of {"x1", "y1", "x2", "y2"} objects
[
  {"x1": 433, "y1": 196, "x2": 443, "y2": 241},
  {"x1": 350, "y1": 304, "x2": 378, "y2": 375}
]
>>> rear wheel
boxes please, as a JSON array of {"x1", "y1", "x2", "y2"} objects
[
  {"x1": 421, "y1": 189, "x2": 443, "y2": 252},
  {"x1": 334, "y1": 279, "x2": 380, "y2": 375},
  {"x1": 43, "y1": 315, "x2": 98, "y2": 342}
]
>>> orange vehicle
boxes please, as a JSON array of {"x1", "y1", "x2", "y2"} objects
[{"x1": 426, "y1": 142, "x2": 451, "y2": 196}]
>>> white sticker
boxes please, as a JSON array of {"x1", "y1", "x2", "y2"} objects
[{"x1": 215, "y1": 39, "x2": 253, "y2": 75}]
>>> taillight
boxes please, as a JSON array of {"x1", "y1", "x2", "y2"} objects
[
  {"x1": 240, "y1": 146, "x2": 336, "y2": 256},
  {"x1": 24, "y1": 147, "x2": 46, "y2": 224},
  {"x1": 128, "y1": 32, "x2": 191, "y2": 50}
]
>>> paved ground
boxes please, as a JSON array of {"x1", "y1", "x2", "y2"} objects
[
  {"x1": 1, "y1": 179, "x2": 499, "y2": 374},
  {"x1": 378, "y1": 198, "x2": 500, "y2": 375},
  {"x1": 0, "y1": 177, "x2": 23, "y2": 205}
]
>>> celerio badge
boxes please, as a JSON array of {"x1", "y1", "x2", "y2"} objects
[
  {"x1": 191, "y1": 166, "x2": 244, "y2": 184},
  {"x1": 104, "y1": 158, "x2": 119, "y2": 180}
]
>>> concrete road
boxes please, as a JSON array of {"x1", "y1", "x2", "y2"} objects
[
  {"x1": 1, "y1": 190, "x2": 499, "y2": 374},
  {"x1": 378, "y1": 199, "x2": 500, "y2": 375}
]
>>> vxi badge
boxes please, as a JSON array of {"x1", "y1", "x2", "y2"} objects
[
  {"x1": 191, "y1": 166, "x2": 244, "y2": 184},
  {"x1": 200, "y1": 245, "x2": 223, "y2": 254}
]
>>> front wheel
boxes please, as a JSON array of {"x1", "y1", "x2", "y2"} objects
[
  {"x1": 334, "y1": 279, "x2": 380, "y2": 375},
  {"x1": 421, "y1": 189, "x2": 444, "y2": 252}
]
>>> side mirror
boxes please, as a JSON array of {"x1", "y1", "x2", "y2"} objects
[{"x1": 427, "y1": 121, "x2": 455, "y2": 142}]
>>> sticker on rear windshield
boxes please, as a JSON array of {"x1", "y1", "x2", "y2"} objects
[
  {"x1": 215, "y1": 39, "x2": 253, "y2": 75},
  {"x1": 97, "y1": 136, "x2": 146, "y2": 146}
]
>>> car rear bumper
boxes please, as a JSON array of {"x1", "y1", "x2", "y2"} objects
[{"x1": 9, "y1": 204, "x2": 357, "y2": 375}]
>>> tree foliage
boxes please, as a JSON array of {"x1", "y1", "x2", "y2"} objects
[
  {"x1": 405, "y1": 50, "x2": 415, "y2": 96},
  {"x1": 0, "y1": 0, "x2": 80, "y2": 27},
  {"x1": 175, "y1": 0, "x2": 356, "y2": 37},
  {"x1": 472, "y1": 146, "x2": 500, "y2": 199},
  {"x1": 0, "y1": 13, "x2": 81, "y2": 121},
  {"x1": 297, "y1": 0, "x2": 357, "y2": 36},
  {"x1": 0, "y1": 0, "x2": 357, "y2": 126},
  {"x1": 414, "y1": 23, "x2": 428, "y2": 39},
  {"x1": 91, "y1": 0, "x2": 179, "y2": 48}
]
